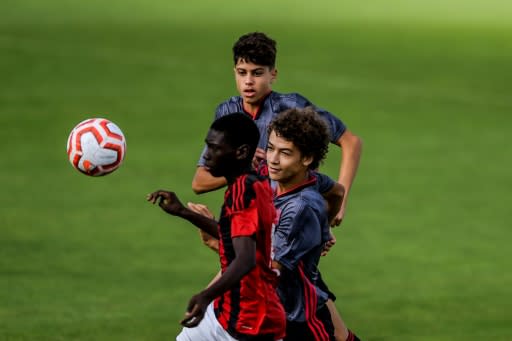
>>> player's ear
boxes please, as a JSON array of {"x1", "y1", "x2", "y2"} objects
[
  {"x1": 301, "y1": 155, "x2": 313, "y2": 168},
  {"x1": 270, "y1": 68, "x2": 277, "y2": 83},
  {"x1": 236, "y1": 144, "x2": 250, "y2": 161}
]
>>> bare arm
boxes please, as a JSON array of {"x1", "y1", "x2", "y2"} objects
[
  {"x1": 180, "y1": 237, "x2": 256, "y2": 327},
  {"x1": 321, "y1": 182, "x2": 343, "y2": 256},
  {"x1": 187, "y1": 202, "x2": 220, "y2": 253},
  {"x1": 191, "y1": 166, "x2": 228, "y2": 194},
  {"x1": 321, "y1": 182, "x2": 345, "y2": 226},
  {"x1": 147, "y1": 190, "x2": 219, "y2": 239},
  {"x1": 333, "y1": 129, "x2": 363, "y2": 225}
]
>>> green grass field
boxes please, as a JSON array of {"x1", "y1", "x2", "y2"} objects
[{"x1": 1, "y1": 1, "x2": 511, "y2": 340}]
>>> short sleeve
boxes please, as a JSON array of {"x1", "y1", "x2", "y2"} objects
[
  {"x1": 230, "y1": 205, "x2": 258, "y2": 238},
  {"x1": 314, "y1": 172, "x2": 336, "y2": 194},
  {"x1": 273, "y1": 201, "x2": 322, "y2": 271},
  {"x1": 295, "y1": 93, "x2": 347, "y2": 143},
  {"x1": 227, "y1": 174, "x2": 261, "y2": 238}
]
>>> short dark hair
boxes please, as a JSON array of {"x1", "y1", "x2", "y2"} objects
[
  {"x1": 268, "y1": 107, "x2": 329, "y2": 170},
  {"x1": 233, "y1": 32, "x2": 277, "y2": 68},
  {"x1": 210, "y1": 113, "x2": 260, "y2": 161}
]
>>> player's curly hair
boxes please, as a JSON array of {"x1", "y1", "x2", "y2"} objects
[
  {"x1": 268, "y1": 107, "x2": 330, "y2": 170},
  {"x1": 233, "y1": 32, "x2": 276, "y2": 68}
]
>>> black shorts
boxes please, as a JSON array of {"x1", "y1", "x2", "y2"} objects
[{"x1": 284, "y1": 304, "x2": 335, "y2": 341}]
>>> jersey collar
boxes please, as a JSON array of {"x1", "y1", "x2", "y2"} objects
[
  {"x1": 274, "y1": 172, "x2": 317, "y2": 198},
  {"x1": 242, "y1": 91, "x2": 272, "y2": 120}
]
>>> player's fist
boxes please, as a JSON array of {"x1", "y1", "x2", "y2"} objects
[{"x1": 180, "y1": 291, "x2": 211, "y2": 328}]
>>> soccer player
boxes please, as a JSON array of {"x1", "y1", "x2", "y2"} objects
[
  {"x1": 147, "y1": 113, "x2": 286, "y2": 341},
  {"x1": 266, "y1": 107, "x2": 361, "y2": 341},
  {"x1": 192, "y1": 31, "x2": 362, "y2": 227},
  {"x1": 191, "y1": 31, "x2": 362, "y2": 341}
]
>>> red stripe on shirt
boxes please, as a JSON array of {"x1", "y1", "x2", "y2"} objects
[{"x1": 298, "y1": 262, "x2": 330, "y2": 341}]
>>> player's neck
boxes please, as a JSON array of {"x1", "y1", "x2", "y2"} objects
[
  {"x1": 276, "y1": 171, "x2": 309, "y2": 196},
  {"x1": 242, "y1": 101, "x2": 261, "y2": 118},
  {"x1": 242, "y1": 91, "x2": 271, "y2": 118},
  {"x1": 225, "y1": 164, "x2": 252, "y2": 185}
]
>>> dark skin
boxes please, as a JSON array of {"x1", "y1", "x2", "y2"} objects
[{"x1": 147, "y1": 128, "x2": 257, "y2": 328}]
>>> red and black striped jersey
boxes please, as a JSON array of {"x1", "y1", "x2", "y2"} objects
[{"x1": 214, "y1": 172, "x2": 286, "y2": 340}]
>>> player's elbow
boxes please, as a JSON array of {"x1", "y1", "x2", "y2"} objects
[
  {"x1": 191, "y1": 178, "x2": 207, "y2": 194},
  {"x1": 332, "y1": 182, "x2": 345, "y2": 204},
  {"x1": 350, "y1": 133, "x2": 363, "y2": 154},
  {"x1": 340, "y1": 130, "x2": 363, "y2": 152}
]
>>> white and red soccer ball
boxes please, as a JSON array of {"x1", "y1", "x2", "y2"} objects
[{"x1": 67, "y1": 118, "x2": 126, "y2": 176}]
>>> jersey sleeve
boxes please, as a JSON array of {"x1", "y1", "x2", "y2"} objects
[
  {"x1": 231, "y1": 206, "x2": 258, "y2": 238},
  {"x1": 229, "y1": 175, "x2": 260, "y2": 238},
  {"x1": 294, "y1": 93, "x2": 347, "y2": 143},
  {"x1": 313, "y1": 171, "x2": 336, "y2": 194},
  {"x1": 273, "y1": 200, "x2": 323, "y2": 271}
]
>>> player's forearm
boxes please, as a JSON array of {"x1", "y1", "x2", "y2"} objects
[
  {"x1": 178, "y1": 208, "x2": 219, "y2": 239},
  {"x1": 192, "y1": 167, "x2": 228, "y2": 194},
  {"x1": 337, "y1": 131, "x2": 363, "y2": 199},
  {"x1": 325, "y1": 183, "x2": 345, "y2": 222},
  {"x1": 200, "y1": 238, "x2": 256, "y2": 300}
]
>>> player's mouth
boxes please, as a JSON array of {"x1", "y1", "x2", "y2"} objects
[{"x1": 243, "y1": 89, "x2": 256, "y2": 97}]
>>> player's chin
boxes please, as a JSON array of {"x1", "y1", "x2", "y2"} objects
[
  {"x1": 244, "y1": 94, "x2": 262, "y2": 104},
  {"x1": 267, "y1": 172, "x2": 281, "y2": 181},
  {"x1": 207, "y1": 166, "x2": 223, "y2": 178}
]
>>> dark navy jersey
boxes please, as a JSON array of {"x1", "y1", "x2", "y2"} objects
[
  {"x1": 198, "y1": 91, "x2": 347, "y2": 166},
  {"x1": 271, "y1": 174, "x2": 332, "y2": 323}
]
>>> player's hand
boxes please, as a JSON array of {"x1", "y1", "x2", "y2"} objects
[
  {"x1": 187, "y1": 202, "x2": 214, "y2": 219},
  {"x1": 187, "y1": 202, "x2": 220, "y2": 253},
  {"x1": 252, "y1": 147, "x2": 266, "y2": 170},
  {"x1": 146, "y1": 190, "x2": 185, "y2": 216},
  {"x1": 330, "y1": 205, "x2": 345, "y2": 227},
  {"x1": 198, "y1": 230, "x2": 220, "y2": 253},
  {"x1": 321, "y1": 230, "x2": 336, "y2": 257},
  {"x1": 180, "y1": 292, "x2": 211, "y2": 328}
]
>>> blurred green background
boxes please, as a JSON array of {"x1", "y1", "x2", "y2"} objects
[{"x1": 1, "y1": 1, "x2": 511, "y2": 340}]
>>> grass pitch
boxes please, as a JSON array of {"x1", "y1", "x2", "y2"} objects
[{"x1": 1, "y1": 1, "x2": 511, "y2": 340}]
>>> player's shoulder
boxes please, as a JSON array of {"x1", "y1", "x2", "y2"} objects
[
  {"x1": 215, "y1": 96, "x2": 243, "y2": 116},
  {"x1": 299, "y1": 186, "x2": 324, "y2": 207},
  {"x1": 281, "y1": 187, "x2": 319, "y2": 213},
  {"x1": 269, "y1": 91, "x2": 312, "y2": 112},
  {"x1": 270, "y1": 91, "x2": 310, "y2": 105},
  {"x1": 230, "y1": 173, "x2": 271, "y2": 209},
  {"x1": 232, "y1": 172, "x2": 269, "y2": 194}
]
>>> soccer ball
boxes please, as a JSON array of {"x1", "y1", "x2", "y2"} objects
[{"x1": 67, "y1": 118, "x2": 127, "y2": 176}]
